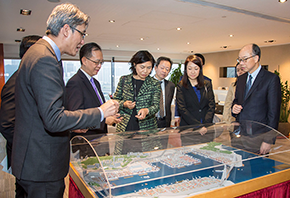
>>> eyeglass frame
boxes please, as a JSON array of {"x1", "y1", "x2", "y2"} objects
[
  {"x1": 70, "y1": 26, "x2": 89, "y2": 39},
  {"x1": 236, "y1": 54, "x2": 256, "y2": 64},
  {"x1": 86, "y1": 57, "x2": 104, "y2": 66}
]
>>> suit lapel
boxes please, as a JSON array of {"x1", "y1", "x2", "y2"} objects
[
  {"x1": 78, "y1": 70, "x2": 101, "y2": 105},
  {"x1": 244, "y1": 68, "x2": 264, "y2": 101}
]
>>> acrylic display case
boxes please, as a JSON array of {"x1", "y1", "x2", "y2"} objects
[{"x1": 69, "y1": 120, "x2": 290, "y2": 198}]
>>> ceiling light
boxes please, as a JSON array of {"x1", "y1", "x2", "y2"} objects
[
  {"x1": 17, "y1": 28, "x2": 25, "y2": 32},
  {"x1": 157, "y1": 48, "x2": 160, "y2": 50},
  {"x1": 140, "y1": 38, "x2": 144, "y2": 41},
  {"x1": 15, "y1": 40, "x2": 21, "y2": 43},
  {"x1": 278, "y1": 0, "x2": 287, "y2": 3},
  {"x1": 221, "y1": 45, "x2": 228, "y2": 49},
  {"x1": 116, "y1": 45, "x2": 119, "y2": 48},
  {"x1": 109, "y1": 20, "x2": 115, "y2": 23},
  {"x1": 20, "y1": 9, "x2": 31, "y2": 15},
  {"x1": 264, "y1": 40, "x2": 276, "y2": 43},
  {"x1": 187, "y1": 42, "x2": 190, "y2": 45},
  {"x1": 176, "y1": 27, "x2": 182, "y2": 31},
  {"x1": 47, "y1": 0, "x2": 60, "y2": 2},
  {"x1": 229, "y1": 34, "x2": 234, "y2": 37}
]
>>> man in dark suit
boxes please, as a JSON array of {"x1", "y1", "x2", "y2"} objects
[
  {"x1": 0, "y1": 35, "x2": 41, "y2": 197},
  {"x1": 154, "y1": 57, "x2": 175, "y2": 128},
  {"x1": 65, "y1": 42, "x2": 121, "y2": 138},
  {"x1": 232, "y1": 43, "x2": 281, "y2": 155},
  {"x1": 12, "y1": 3, "x2": 119, "y2": 198},
  {"x1": 0, "y1": 35, "x2": 41, "y2": 171}
]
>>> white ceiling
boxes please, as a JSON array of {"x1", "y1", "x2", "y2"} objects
[{"x1": 1, "y1": 0, "x2": 290, "y2": 61}]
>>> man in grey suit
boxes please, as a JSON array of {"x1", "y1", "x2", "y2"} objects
[
  {"x1": 154, "y1": 57, "x2": 175, "y2": 128},
  {"x1": 232, "y1": 43, "x2": 281, "y2": 155},
  {"x1": 12, "y1": 3, "x2": 119, "y2": 198}
]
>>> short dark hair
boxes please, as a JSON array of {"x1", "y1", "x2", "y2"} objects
[
  {"x1": 180, "y1": 55, "x2": 204, "y2": 89},
  {"x1": 252, "y1": 43, "x2": 261, "y2": 61},
  {"x1": 156, "y1": 56, "x2": 173, "y2": 70},
  {"x1": 194, "y1": 53, "x2": 205, "y2": 65},
  {"x1": 79, "y1": 42, "x2": 102, "y2": 65},
  {"x1": 129, "y1": 50, "x2": 155, "y2": 75},
  {"x1": 19, "y1": 35, "x2": 42, "y2": 58}
]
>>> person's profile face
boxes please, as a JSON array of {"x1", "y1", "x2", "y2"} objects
[
  {"x1": 67, "y1": 24, "x2": 86, "y2": 56},
  {"x1": 238, "y1": 45, "x2": 258, "y2": 74},
  {"x1": 134, "y1": 61, "x2": 152, "y2": 80},
  {"x1": 236, "y1": 65, "x2": 246, "y2": 77},
  {"x1": 82, "y1": 50, "x2": 103, "y2": 77}
]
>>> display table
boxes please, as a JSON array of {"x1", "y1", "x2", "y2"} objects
[{"x1": 69, "y1": 121, "x2": 290, "y2": 197}]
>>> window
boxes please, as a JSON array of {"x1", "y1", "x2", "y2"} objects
[{"x1": 4, "y1": 59, "x2": 21, "y2": 82}]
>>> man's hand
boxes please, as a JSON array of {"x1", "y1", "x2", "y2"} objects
[
  {"x1": 105, "y1": 114, "x2": 123, "y2": 125},
  {"x1": 100, "y1": 99, "x2": 119, "y2": 118},
  {"x1": 174, "y1": 117, "x2": 180, "y2": 126},
  {"x1": 135, "y1": 108, "x2": 149, "y2": 120},
  {"x1": 199, "y1": 127, "x2": 207, "y2": 135},
  {"x1": 232, "y1": 104, "x2": 243, "y2": 114},
  {"x1": 124, "y1": 101, "x2": 136, "y2": 109},
  {"x1": 260, "y1": 142, "x2": 272, "y2": 155}
]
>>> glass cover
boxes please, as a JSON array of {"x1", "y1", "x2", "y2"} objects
[{"x1": 70, "y1": 120, "x2": 290, "y2": 197}]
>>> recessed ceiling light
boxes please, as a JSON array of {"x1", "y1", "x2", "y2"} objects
[
  {"x1": 20, "y1": 9, "x2": 31, "y2": 15},
  {"x1": 176, "y1": 27, "x2": 182, "y2": 31},
  {"x1": 15, "y1": 40, "x2": 21, "y2": 43},
  {"x1": 264, "y1": 40, "x2": 276, "y2": 43},
  {"x1": 116, "y1": 45, "x2": 119, "y2": 48},
  {"x1": 140, "y1": 38, "x2": 144, "y2": 41},
  {"x1": 109, "y1": 20, "x2": 115, "y2": 23},
  {"x1": 17, "y1": 28, "x2": 25, "y2": 32},
  {"x1": 278, "y1": 0, "x2": 287, "y2": 3},
  {"x1": 229, "y1": 34, "x2": 234, "y2": 37},
  {"x1": 157, "y1": 48, "x2": 160, "y2": 50},
  {"x1": 221, "y1": 45, "x2": 228, "y2": 49},
  {"x1": 187, "y1": 42, "x2": 190, "y2": 45}
]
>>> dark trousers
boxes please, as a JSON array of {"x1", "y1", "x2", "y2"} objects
[
  {"x1": 16, "y1": 178, "x2": 65, "y2": 198},
  {"x1": 157, "y1": 117, "x2": 167, "y2": 128}
]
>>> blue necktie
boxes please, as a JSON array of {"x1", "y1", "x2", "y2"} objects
[
  {"x1": 244, "y1": 74, "x2": 252, "y2": 98},
  {"x1": 90, "y1": 78, "x2": 103, "y2": 104}
]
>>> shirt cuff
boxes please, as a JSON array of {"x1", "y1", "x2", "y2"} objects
[{"x1": 97, "y1": 107, "x2": 104, "y2": 122}]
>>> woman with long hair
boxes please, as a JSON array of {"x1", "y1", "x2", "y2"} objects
[{"x1": 176, "y1": 55, "x2": 215, "y2": 130}]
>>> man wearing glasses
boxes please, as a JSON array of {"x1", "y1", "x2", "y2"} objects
[
  {"x1": 65, "y1": 42, "x2": 122, "y2": 138},
  {"x1": 12, "y1": 4, "x2": 119, "y2": 197},
  {"x1": 232, "y1": 43, "x2": 281, "y2": 155}
]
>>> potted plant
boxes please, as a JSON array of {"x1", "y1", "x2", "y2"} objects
[
  {"x1": 275, "y1": 70, "x2": 290, "y2": 137},
  {"x1": 169, "y1": 63, "x2": 183, "y2": 87}
]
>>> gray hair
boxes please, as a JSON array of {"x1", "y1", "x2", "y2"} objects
[{"x1": 46, "y1": 3, "x2": 89, "y2": 36}]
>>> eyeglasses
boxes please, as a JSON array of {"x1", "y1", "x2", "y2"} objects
[
  {"x1": 86, "y1": 57, "x2": 104, "y2": 66},
  {"x1": 71, "y1": 27, "x2": 88, "y2": 39},
  {"x1": 237, "y1": 54, "x2": 256, "y2": 63}
]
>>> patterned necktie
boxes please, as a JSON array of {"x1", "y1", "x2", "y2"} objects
[
  {"x1": 244, "y1": 74, "x2": 252, "y2": 98},
  {"x1": 90, "y1": 78, "x2": 103, "y2": 104},
  {"x1": 159, "y1": 81, "x2": 165, "y2": 118}
]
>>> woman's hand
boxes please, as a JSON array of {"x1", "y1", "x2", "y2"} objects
[
  {"x1": 135, "y1": 108, "x2": 149, "y2": 120},
  {"x1": 124, "y1": 101, "x2": 136, "y2": 109}
]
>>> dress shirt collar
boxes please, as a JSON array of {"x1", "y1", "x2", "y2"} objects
[
  {"x1": 80, "y1": 68, "x2": 93, "y2": 81},
  {"x1": 248, "y1": 65, "x2": 261, "y2": 83},
  {"x1": 42, "y1": 36, "x2": 61, "y2": 61}
]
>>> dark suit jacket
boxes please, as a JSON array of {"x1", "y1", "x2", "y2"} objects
[
  {"x1": 0, "y1": 70, "x2": 18, "y2": 167},
  {"x1": 65, "y1": 69, "x2": 107, "y2": 136},
  {"x1": 232, "y1": 67, "x2": 281, "y2": 132},
  {"x1": 176, "y1": 80, "x2": 215, "y2": 126},
  {"x1": 12, "y1": 39, "x2": 102, "y2": 182},
  {"x1": 163, "y1": 80, "x2": 175, "y2": 127}
]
